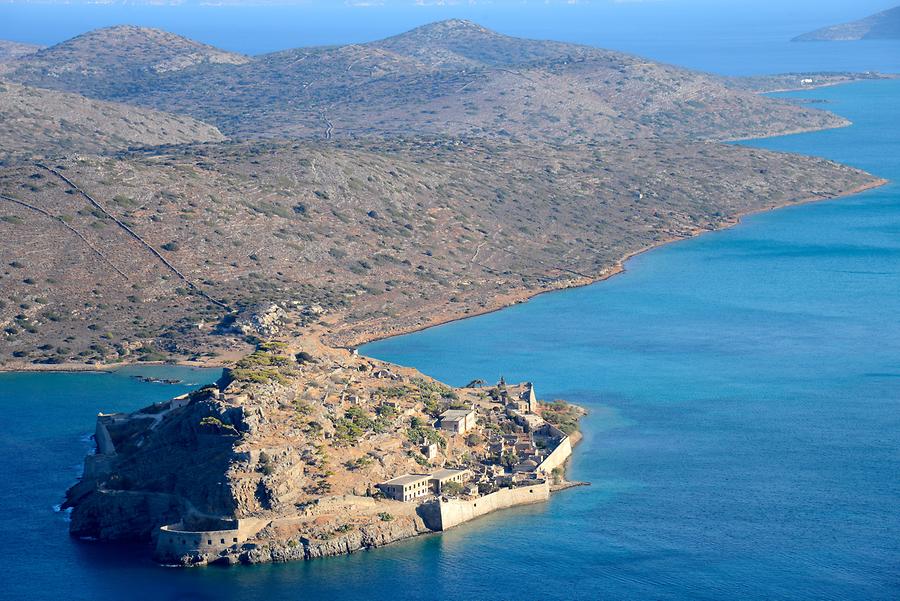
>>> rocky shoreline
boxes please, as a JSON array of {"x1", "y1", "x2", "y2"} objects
[
  {"x1": 3, "y1": 175, "x2": 887, "y2": 376},
  {"x1": 62, "y1": 335, "x2": 586, "y2": 568}
]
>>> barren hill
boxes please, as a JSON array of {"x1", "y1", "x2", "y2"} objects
[
  {"x1": 369, "y1": 19, "x2": 590, "y2": 68},
  {"x1": 0, "y1": 20, "x2": 885, "y2": 366},
  {"x1": 0, "y1": 80, "x2": 225, "y2": 161},
  {"x1": 794, "y1": 6, "x2": 900, "y2": 41},
  {"x1": 0, "y1": 40, "x2": 42, "y2": 63},
  {"x1": 0, "y1": 138, "x2": 879, "y2": 365},
  {"x1": 8, "y1": 25, "x2": 249, "y2": 97},
  {"x1": 8, "y1": 21, "x2": 846, "y2": 142}
]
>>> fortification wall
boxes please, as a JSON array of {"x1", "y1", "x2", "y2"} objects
[
  {"x1": 431, "y1": 482, "x2": 550, "y2": 531},
  {"x1": 82, "y1": 453, "x2": 115, "y2": 479},
  {"x1": 154, "y1": 518, "x2": 265, "y2": 562},
  {"x1": 94, "y1": 416, "x2": 116, "y2": 455},
  {"x1": 541, "y1": 423, "x2": 567, "y2": 439},
  {"x1": 536, "y1": 435, "x2": 572, "y2": 475}
]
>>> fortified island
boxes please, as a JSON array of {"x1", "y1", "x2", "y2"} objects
[
  {"x1": 0, "y1": 19, "x2": 888, "y2": 570},
  {"x1": 64, "y1": 329, "x2": 583, "y2": 566}
]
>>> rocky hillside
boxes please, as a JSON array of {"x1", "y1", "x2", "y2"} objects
[
  {"x1": 794, "y1": 6, "x2": 900, "y2": 41},
  {"x1": 0, "y1": 137, "x2": 881, "y2": 366},
  {"x1": 0, "y1": 20, "x2": 886, "y2": 367},
  {"x1": 7, "y1": 26, "x2": 249, "y2": 97},
  {"x1": 0, "y1": 80, "x2": 225, "y2": 161},
  {"x1": 0, "y1": 40, "x2": 42, "y2": 63},
  {"x1": 63, "y1": 336, "x2": 558, "y2": 565},
  {"x1": 7, "y1": 20, "x2": 846, "y2": 142}
]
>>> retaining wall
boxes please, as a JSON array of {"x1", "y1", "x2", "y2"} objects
[{"x1": 424, "y1": 482, "x2": 550, "y2": 531}]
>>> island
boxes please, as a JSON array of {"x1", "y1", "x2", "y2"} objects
[
  {"x1": 0, "y1": 19, "x2": 889, "y2": 569},
  {"x1": 64, "y1": 332, "x2": 584, "y2": 566},
  {"x1": 794, "y1": 6, "x2": 900, "y2": 41}
]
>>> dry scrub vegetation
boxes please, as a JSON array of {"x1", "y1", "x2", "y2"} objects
[{"x1": 0, "y1": 20, "x2": 883, "y2": 365}]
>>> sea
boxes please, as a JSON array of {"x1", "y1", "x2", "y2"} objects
[{"x1": 0, "y1": 3, "x2": 899, "y2": 600}]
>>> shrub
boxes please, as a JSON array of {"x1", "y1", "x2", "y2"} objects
[
  {"x1": 230, "y1": 349, "x2": 293, "y2": 385},
  {"x1": 334, "y1": 407, "x2": 376, "y2": 445},
  {"x1": 541, "y1": 400, "x2": 582, "y2": 435},
  {"x1": 376, "y1": 403, "x2": 398, "y2": 419},
  {"x1": 258, "y1": 451, "x2": 275, "y2": 476},
  {"x1": 296, "y1": 351, "x2": 315, "y2": 364},
  {"x1": 199, "y1": 416, "x2": 238, "y2": 435},
  {"x1": 441, "y1": 481, "x2": 464, "y2": 496}
]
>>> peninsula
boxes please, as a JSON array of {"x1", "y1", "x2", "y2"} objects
[{"x1": 794, "y1": 6, "x2": 900, "y2": 41}]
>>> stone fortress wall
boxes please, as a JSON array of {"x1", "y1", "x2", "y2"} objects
[
  {"x1": 420, "y1": 481, "x2": 551, "y2": 531},
  {"x1": 535, "y1": 424, "x2": 572, "y2": 475},
  {"x1": 154, "y1": 518, "x2": 266, "y2": 563}
]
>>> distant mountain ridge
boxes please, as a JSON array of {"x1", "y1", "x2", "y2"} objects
[
  {"x1": 6, "y1": 20, "x2": 847, "y2": 143},
  {"x1": 794, "y1": 6, "x2": 900, "y2": 41},
  {"x1": 9, "y1": 25, "x2": 249, "y2": 96}
]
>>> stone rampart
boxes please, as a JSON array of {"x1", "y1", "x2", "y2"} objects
[
  {"x1": 94, "y1": 415, "x2": 116, "y2": 455},
  {"x1": 536, "y1": 435, "x2": 572, "y2": 475},
  {"x1": 423, "y1": 482, "x2": 550, "y2": 531},
  {"x1": 154, "y1": 518, "x2": 266, "y2": 563}
]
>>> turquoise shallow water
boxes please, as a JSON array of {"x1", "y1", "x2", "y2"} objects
[{"x1": 1, "y1": 83, "x2": 899, "y2": 599}]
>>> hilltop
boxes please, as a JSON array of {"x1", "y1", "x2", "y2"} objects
[
  {"x1": 7, "y1": 20, "x2": 846, "y2": 142},
  {"x1": 8, "y1": 25, "x2": 249, "y2": 97},
  {"x1": 0, "y1": 40, "x2": 42, "y2": 64},
  {"x1": 794, "y1": 6, "x2": 900, "y2": 41},
  {"x1": 0, "y1": 80, "x2": 225, "y2": 161}
]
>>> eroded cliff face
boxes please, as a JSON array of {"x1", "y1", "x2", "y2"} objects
[
  {"x1": 64, "y1": 387, "x2": 246, "y2": 541},
  {"x1": 62, "y1": 339, "x2": 463, "y2": 556}
]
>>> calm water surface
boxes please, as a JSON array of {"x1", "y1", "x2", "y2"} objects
[{"x1": 1, "y1": 54, "x2": 899, "y2": 601}]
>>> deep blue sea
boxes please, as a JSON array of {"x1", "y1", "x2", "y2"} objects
[
  {"x1": 0, "y1": 79, "x2": 897, "y2": 601},
  {"x1": 1, "y1": 4, "x2": 900, "y2": 599}
]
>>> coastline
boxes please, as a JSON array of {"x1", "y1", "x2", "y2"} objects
[
  {"x1": 0, "y1": 177, "x2": 888, "y2": 373},
  {"x1": 0, "y1": 77, "x2": 890, "y2": 373},
  {"x1": 345, "y1": 176, "x2": 889, "y2": 350},
  {"x1": 722, "y1": 118, "x2": 851, "y2": 143}
]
